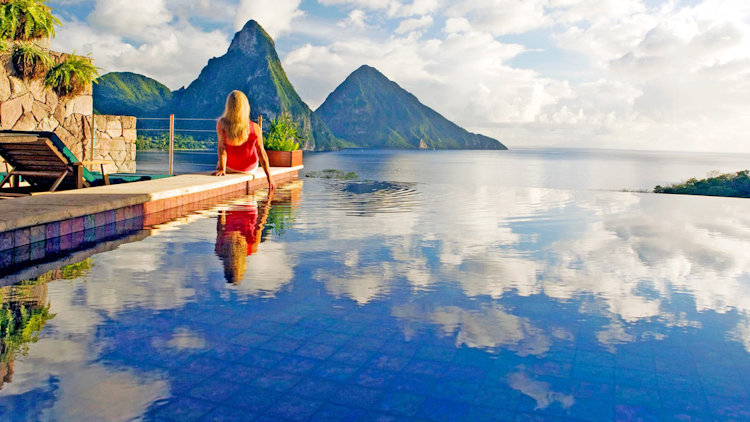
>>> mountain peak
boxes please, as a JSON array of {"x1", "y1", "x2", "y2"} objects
[
  {"x1": 228, "y1": 20, "x2": 274, "y2": 54},
  {"x1": 351, "y1": 65, "x2": 387, "y2": 79}
]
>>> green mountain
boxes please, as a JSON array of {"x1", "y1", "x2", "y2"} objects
[
  {"x1": 316, "y1": 65, "x2": 506, "y2": 150},
  {"x1": 93, "y1": 20, "x2": 343, "y2": 151},
  {"x1": 93, "y1": 72, "x2": 172, "y2": 116}
]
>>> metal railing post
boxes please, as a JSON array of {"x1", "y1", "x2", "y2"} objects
[
  {"x1": 168, "y1": 114, "x2": 175, "y2": 175},
  {"x1": 90, "y1": 115, "x2": 96, "y2": 164}
]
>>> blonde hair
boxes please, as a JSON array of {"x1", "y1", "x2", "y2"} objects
[
  {"x1": 219, "y1": 90, "x2": 251, "y2": 141},
  {"x1": 219, "y1": 231, "x2": 248, "y2": 284}
]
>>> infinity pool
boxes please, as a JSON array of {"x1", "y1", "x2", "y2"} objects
[{"x1": 1, "y1": 178, "x2": 750, "y2": 421}]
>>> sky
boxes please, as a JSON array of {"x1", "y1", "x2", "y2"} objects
[{"x1": 47, "y1": 0, "x2": 750, "y2": 152}]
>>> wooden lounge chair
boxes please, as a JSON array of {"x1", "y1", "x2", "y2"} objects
[{"x1": 0, "y1": 130, "x2": 112, "y2": 193}]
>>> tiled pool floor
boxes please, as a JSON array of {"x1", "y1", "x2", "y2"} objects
[{"x1": 2, "y1": 181, "x2": 750, "y2": 421}]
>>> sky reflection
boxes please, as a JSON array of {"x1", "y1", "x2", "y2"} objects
[{"x1": 2, "y1": 180, "x2": 750, "y2": 419}]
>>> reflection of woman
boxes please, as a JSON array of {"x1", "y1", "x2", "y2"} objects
[
  {"x1": 213, "y1": 90, "x2": 276, "y2": 191},
  {"x1": 215, "y1": 191, "x2": 274, "y2": 284}
]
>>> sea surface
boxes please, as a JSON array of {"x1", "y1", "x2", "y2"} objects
[
  {"x1": 137, "y1": 148, "x2": 750, "y2": 191},
  {"x1": 1, "y1": 148, "x2": 750, "y2": 421}
]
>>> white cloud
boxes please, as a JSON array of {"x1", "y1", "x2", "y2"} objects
[
  {"x1": 234, "y1": 0, "x2": 304, "y2": 37},
  {"x1": 395, "y1": 15, "x2": 433, "y2": 34}
]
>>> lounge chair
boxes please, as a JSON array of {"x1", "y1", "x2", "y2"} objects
[{"x1": 0, "y1": 130, "x2": 163, "y2": 194}]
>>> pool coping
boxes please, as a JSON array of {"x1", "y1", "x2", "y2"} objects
[{"x1": 0, "y1": 165, "x2": 301, "y2": 240}]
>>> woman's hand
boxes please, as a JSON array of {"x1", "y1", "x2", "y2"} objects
[
  {"x1": 213, "y1": 169, "x2": 226, "y2": 176},
  {"x1": 268, "y1": 176, "x2": 277, "y2": 191}
]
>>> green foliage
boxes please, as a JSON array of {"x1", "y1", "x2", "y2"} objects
[
  {"x1": 264, "y1": 112, "x2": 302, "y2": 151},
  {"x1": 0, "y1": 39, "x2": 7, "y2": 52},
  {"x1": 0, "y1": 0, "x2": 60, "y2": 41},
  {"x1": 45, "y1": 53, "x2": 99, "y2": 97},
  {"x1": 0, "y1": 303, "x2": 54, "y2": 363},
  {"x1": 305, "y1": 169, "x2": 359, "y2": 180},
  {"x1": 11, "y1": 41, "x2": 51, "y2": 78},
  {"x1": 654, "y1": 170, "x2": 750, "y2": 198},
  {"x1": 136, "y1": 133, "x2": 215, "y2": 151}
]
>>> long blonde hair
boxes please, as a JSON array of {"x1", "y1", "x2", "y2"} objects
[{"x1": 219, "y1": 90, "x2": 250, "y2": 141}]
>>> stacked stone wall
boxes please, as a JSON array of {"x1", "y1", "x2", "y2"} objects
[{"x1": 0, "y1": 47, "x2": 135, "y2": 173}]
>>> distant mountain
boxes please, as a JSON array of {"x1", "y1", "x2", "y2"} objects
[
  {"x1": 316, "y1": 65, "x2": 506, "y2": 150},
  {"x1": 94, "y1": 20, "x2": 343, "y2": 151},
  {"x1": 93, "y1": 72, "x2": 172, "y2": 116},
  {"x1": 168, "y1": 20, "x2": 342, "y2": 151}
]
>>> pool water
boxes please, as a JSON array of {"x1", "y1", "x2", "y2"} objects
[{"x1": 2, "y1": 177, "x2": 750, "y2": 421}]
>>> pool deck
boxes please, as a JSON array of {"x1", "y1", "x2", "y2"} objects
[{"x1": 0, "y1": 166, "x2": 301, "y2": 270}]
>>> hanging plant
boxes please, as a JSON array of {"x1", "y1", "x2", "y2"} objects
[
  {"x1": 45, "y1": 53, "x2": 99, "y2": 97},
  {"x1": 0, "y1": 0, "x2": 60, "y2": 42},
  {"x1": 11, "y1": 42, "x2": 52, "y2": 79}
]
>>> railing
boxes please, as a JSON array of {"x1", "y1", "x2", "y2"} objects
[{"x1": 137, "y1": 115, "x2": 263, "y2": 175}]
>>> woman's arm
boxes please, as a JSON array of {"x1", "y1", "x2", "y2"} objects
[
  {"x1": 214, "y1": 120, "x2": 228, "y2": 176},
  {"x1": 254, "y1": 122, "x2": 276, "y2": 190},
  {"x1": 250, "y1": 189, "x2": 274, "y2": 254}
]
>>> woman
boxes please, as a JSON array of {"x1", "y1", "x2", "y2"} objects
[{"x1": 213, "y1": 90, "x2": 276, "y2": 191}]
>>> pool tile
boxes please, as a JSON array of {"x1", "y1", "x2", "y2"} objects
[
  {"x1": 615, "y1": 384, "x2": 661, "y2": 408},
  {"x1": 417, "y1": 345, "x2": 457, "y2": 362},
  {"x1": 250, "y1": 369, "x2": 302, "y2": 392},
  {"x1": 226, "y1": 387, "x2": 280, "y2": 413},
  {"x1": 277, "y1": 355, "x2": 321, "y2": 374},
  {"x1": 572, "y1": 363, "x2": 614, "y2": 383},
  {"x1": 229, "y1": 331, "x2": 269, "y2": 347},
  {"x1": 13, "y1": 245, "x2": 29, "y2": 264},
  {"x1": 0, "y1": 230, "x2": 14, "y2": 251},
  {"x1": 375, "y1": 391, "x2": 425, "y2": 417},
  {"x1": 565, "y1": 397, "x2": 614, "y2": 421},
  {"x1": 431, "y1": 379, "x2": 479, "y2": 403},
  {"x1": 569, "y1": 379, "x2": 613, "y2": 400},
  {"x1": 30, "y1": 241, "x2": 45, "y2": 260},
  {"x1": 389, "y1": 374, "x2": 438, "y2": 396},
  {"x1": 453, "y1": 348, "x2": 494, "y2": 368},
  {"x1": 310, "y1": 403, "x2": 367, "y2": 422},
  {"x1": 237, "y1": 348, "x2": 284, "y2": 368},
  {"x1": 216, "y1": 363, "x2": 265, "y2": 382},
  {"x1": 313, "y1": 361, "x2": 359, "y2": 382},
  {"x1": 294, "y1": 342, "x2": 337, "y2": 360},
  {"x1": 29, "y1": 225, "x2": 45, "y2": 243},
  {"x1": 13, "y1": 228, "x2": 29, "y2": 247},
  {"x1": 263, "y1": 395, "x2": 322, "y2": 421},
  {"x1": 369, "y1": 354, "x2": 410, "y2": 371},
  {"x1": 199, "y1": 405, "x2": 253, "y2": 422},
  {"x1": 178, "y1": 356, "x2": 227, "y2": 377},
  {"x1": 381, "y1": 340, "x2": 419, "y2": 358},
  {"x1": 354, "y1": 368, "x2": 398, "y2": 389},
  {"x1": 258, "y1": 336, "x2": 302, "y2": 353},
  {"x1": 615, "y1": 404, "x2": 661, "y2": 422},
  {"x1": 403, "y1": 359, "x2": 447, "y2": 377},
  {"x1": 148, "y1": 396, "x2": 214, "y2": 422},
  {"x1": 417, "y1": 397, "x2": 470, "y2": 421},
  {"x1": 187, "y1": 378, "x2": 242, "y2": 402},
  {"x1": 331, "y1": 349, "x2": 372, "y2": 366},
  {"x1": 291, "y1": 377, "x2": 342, "y2": 400},
  {"x1": 0, "y1": 249, "x2": 12, "y2": 268},
  {"x1": 330, "y1": 384, "x2": 382, "y2": 409}
]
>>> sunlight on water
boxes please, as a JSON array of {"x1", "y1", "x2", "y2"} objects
[{"x1": 2, "y1": 176, "x2": 750, "y2": 420}]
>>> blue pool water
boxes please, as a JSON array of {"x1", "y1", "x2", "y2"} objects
[{"x1": 2, "y1": 150, "x2": 750, "y2": 421}]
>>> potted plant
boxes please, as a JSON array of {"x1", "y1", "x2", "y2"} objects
[
  {"x1": 11, "y1": 42, "x2": 52, "y2": 78},
  {"x1": 0, "y1": 0, "x2": 60, "y2": 42},
  {"x1": 263, "y1": 112, "x2": 303, "y2": 167},
  {"x1": 45, "y1": 52, "x2": 99, "y2": 97}
]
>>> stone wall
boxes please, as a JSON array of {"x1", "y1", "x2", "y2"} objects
[{"x1": 0, "y1": 47, "x2": 135, "y2": 173}]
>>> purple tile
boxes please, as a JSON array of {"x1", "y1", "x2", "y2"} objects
[
  {"x1": 29, "y1": 225, "x2": 45, "y2": 243},
  {"x1": 0, "y1": 231, "x2": 13, "y2": 251},
  {"x1": 13, "y1": 245, "x2": 30, "y2": 264},
  {"x1": 13, "y1": 228, "x2": 30, "y2": 247},
  {"x1": 84, "y1": 214, "x2": 96, "y2": 230},
  {"x1": 59, "y1": 219, "x2": 73, "y2": 236},
  {"x1": 59, "y1": 234, "x2": 72, "y2": 251},
  {"x1": 45, "y1": 221, "x2": 60, "y2": 239},
  {"x1": 0, "y1": 249, "x2": 12, "y2": 268},
  {"x1": 72, "y1": 216, "x2": 85, "y2": 233},
  {"x1": 105, "y1": 210, "x2": 116, "y2": 225},
  {"x1": 94, "y1": 212, "x2": 106, "y2": 227},
  {"x1": 45, "y1": 237, "x2": 60, "y2": 255},
  {"x1": 71, "y1": 231, "x2": 84, "y2": 249}
]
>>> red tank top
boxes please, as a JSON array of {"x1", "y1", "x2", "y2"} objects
[{"x1": 225, "y1": 123, "x2": 260, "y2": 172}]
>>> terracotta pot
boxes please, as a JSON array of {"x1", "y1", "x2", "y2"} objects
[{"x1": 266, "y1": 150, "x2": 302, "y2": 167}]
